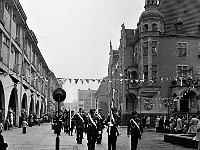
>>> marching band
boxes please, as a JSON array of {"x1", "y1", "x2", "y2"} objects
[{"x1": 52, "y1": 107, "x2": 124, "y2": 150}]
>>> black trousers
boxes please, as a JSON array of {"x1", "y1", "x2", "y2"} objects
[
  {"x1": 96, "y1": 132, "x2": 102, "y2": 144},
  {"x1": 131, "y1": 135, "x2": 138, "y2": 150},
  {"x1": 22, "y1": 127, "x2": 26, "y2": 134},
  {"x1": 108, "y1": 135, "x2": 117, "y2": 150},
  {"x1": 76, "y1": 128, "x2": 84, "y2": 144},
  {"x1": 87, "y1": 134, "x2": 96, "y2": 150}
]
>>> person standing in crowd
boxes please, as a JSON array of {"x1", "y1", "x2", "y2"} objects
[
  {"x1": 164, "y1": 116, "x2": 170, "y2": 133},
  {"x1": 28, "y1": 113, "x2": 34, "y2": 127},
  {"x1": 22, "y1": 118, "x2": 28, "y2": 134},
  {"x1": 196, "y1": 116, "x2": 200, "y2": 150},
  {"x1": 142, "y1": 115, "x2": 146, "y2": 128},
  {"x1": 146, "y1": 115, "x2": 150, "y2": 129},
  {"x1": 175, "y1": 115, "x2": 182, "y2": 134},
  {"x1": 72, "y1": 108, "x2": 86, "y2": 144},
  {"x1": 96, "y1": 108, "x2": 105, "y2": 144},
  {"x1": 188, "y1": 114, "x2": 198, "y2": 135},
  {"x1": 106, "y1": 107, "x2": 120, "y2": 150},
  {"x1": 53, "y1": 111, "x2": 62, "y2": 135},
  {"x1": 63, "y1": 111, "x2": 69, "y2": 134},
  {"x1": 158, "y1": 116, "x2": 164, "y2": 132},
  {"x1": 0, "y1": 125, "x2": 8, "y2": 150},
  {"x1": 70, "y1": 111, "x2": 75, "y2": 136},
  {"x1": 127, "y1": 111, "x2": 143, "y2": 150},
  {"x1": 85, "y1": 109, "x2": 100, "y2": 150},
  {"x1": 155, "y1": 116, "x2": 160, "y2": 132}
]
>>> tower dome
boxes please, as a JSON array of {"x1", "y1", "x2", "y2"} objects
[{"x1": 140, "y1": 0, "x2": 164, "y2": 20}]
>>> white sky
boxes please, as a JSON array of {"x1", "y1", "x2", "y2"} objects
[{"x1": 19, "y1": 0, "x2": 144, "y2": 103}]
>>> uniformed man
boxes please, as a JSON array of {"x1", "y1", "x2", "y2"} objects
[
  {"x1": 85, "y1": 109, "x2": 100, "y2": 150},
  {"x1": 106, "y1": 107, "x2": 120, "y2": 150},
  {"x1": 127, "y1": 111, "x2": 143, "y2": 150},
  {"x1": 53, "y1": 111, "x2": 62, "y2": 135},
  {"x1": 96, "y1": 108, "x2": 105, "y2": 144},
  {"x1": 72, "y1": 108, "x2": 86, "y2": 144}
]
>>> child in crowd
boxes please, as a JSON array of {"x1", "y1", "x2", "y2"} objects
[{"x1": 22, "y1": 118, "x2": 28, "y2": 134}]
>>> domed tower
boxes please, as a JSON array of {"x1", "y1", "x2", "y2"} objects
[{"x1": 138, "y1": 0, "x2": 164, "y2": 37}]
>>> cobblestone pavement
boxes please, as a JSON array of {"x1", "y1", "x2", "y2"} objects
[
  {"x1": 2, "y1": 123, "x2": 197, "y2": 150},
  {"x1": 117, "y1": 127, "x2": 196, "y2": 150},
  {"x1": 3, "y1": 123, "x2": 77, "y2": 150}
]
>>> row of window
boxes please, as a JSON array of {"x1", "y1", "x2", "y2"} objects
[
  {"x1": 143, "y1": 41, "x2": 158, "y2": 56},
  {"x1": 3, "y1": 2, "x2": 45, "y2": 75},
  {"x1": 135, "y1": 41, "x2": 188, "y2": 58},
  {"x1": 139, "y1": 23, "x2": 159, "y2": 33},
  {"x1": 143, "y1": 65, "x2": 191, "y2": 81},
  {"x1": 2, "y1": 32, "x2": 47, "y2": 92}
]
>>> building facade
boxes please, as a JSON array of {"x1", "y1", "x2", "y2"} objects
[
  {"x1": 95, "y1": 76, "x2": 109, "y2": 117},
  {"x1": 107, "y1": 0, "x2": 200, "y2": 125},
  {"x1": 77, "y1": 89, "x2": 97, "y2": 113},
  {"x1": 0, "y1": 0, "x2": 59, "y2": 127}
]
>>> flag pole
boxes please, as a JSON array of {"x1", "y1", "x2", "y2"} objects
[{"x1": 69, "y1": 103, "x2": 71, "y2": 129}]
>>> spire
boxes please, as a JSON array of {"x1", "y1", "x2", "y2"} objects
[{"x1": 109, "y1": 39, "x2": 113, "y2": 54}]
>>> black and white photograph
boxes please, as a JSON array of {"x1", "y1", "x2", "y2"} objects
[{"x1": 1, "y1": 0, "x2": 200, "y2": 150}]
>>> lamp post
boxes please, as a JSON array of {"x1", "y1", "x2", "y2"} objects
[{"x1": 53, "y1": 88, "x2": 66, "y2": 150}]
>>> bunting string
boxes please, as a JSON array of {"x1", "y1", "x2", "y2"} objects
[{"x1": 56, "y1": 74, "x2": 200, "y2": 85}]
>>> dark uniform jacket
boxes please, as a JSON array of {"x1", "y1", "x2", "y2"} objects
[
  {"x1": 73, "y1": 113, "x2": 86, "y2": 128},
  {"x1": 97, "y1": 113, "x2": 105, "y2": 131},
  {"x1": 127, "y1": 118, "x2": 143, "y2": 139},
  {"x1": 85, "y1": 115, "x2": 100, "y2": 135}
]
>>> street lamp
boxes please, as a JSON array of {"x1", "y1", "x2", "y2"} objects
[{"x1": 53, "y1": 88, "x2": 66, "y2": 150}]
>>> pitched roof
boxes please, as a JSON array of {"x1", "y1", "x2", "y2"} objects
[{"x1": 159, "y1": 0, "x2": 200, "y2": 36}]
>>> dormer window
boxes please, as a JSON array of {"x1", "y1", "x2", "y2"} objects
[
  {"x1": 143, "y1": 24, "x2": 148, "y2": 32},
  {"x1": 175, "y1": 24, "x2": 182, "y2": 31},
  {"x1": 174, "y1": 17, "x2": 183, "y2": 31}
]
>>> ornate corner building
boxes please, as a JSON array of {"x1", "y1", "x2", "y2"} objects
[
  {"x1": 107, "y1": 0, "x2": 200, "y2": 125},
  {"x1": 0, "y1": 0, "x2": 60, "y2": 127}
]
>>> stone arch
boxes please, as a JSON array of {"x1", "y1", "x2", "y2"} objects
[
  {"x1": 125, "y1": 93, "x2": 137, "y2": 112},
  {"x1": 22, "y1": 93, "x2": 28, "y2": 112},
  {"x1": 0, "y1": 81, "x2": 5, "y2": 122},
  {"x1": 180, "y1": 90, "x2": 197, "y2": 112},
  {"x1": 8, "y1": 87, "x2": 19, "y2": 126}
]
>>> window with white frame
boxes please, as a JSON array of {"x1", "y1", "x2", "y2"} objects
[
  {"x1": 152, "y1": 41, "x2": 158, "y2": 56},
  {"x1": 143, "y1": 41, "x2": 148, "y2": 56},
  {"x1": 3, "y1": 34, "x2": 9, "y2": 47},
  {"x1": 143, "y1": 65, "x2": 148, "y2": 80},
  {"x1": 152, "y1": 65, "x2": 158, "y2": 79},
  {"x1": 177, "y1": 42, "x2": 187, "y2": 57},
  {"x1": 177, "y1": 65, "x2": 188, "y2": 77}
]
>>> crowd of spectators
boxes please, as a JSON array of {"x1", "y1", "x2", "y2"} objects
[{"x1": 154, "y1": 113, "x2": 199, "y2": 135}]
